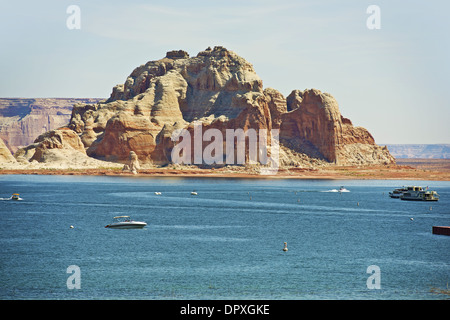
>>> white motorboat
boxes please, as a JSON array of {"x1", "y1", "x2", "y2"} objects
[
  {"x1": 105, "y1": 216, "x2": 147, "y2": 229},
  {"x1": 191, "y1": 191, "x2": 198, "y2": 195}
]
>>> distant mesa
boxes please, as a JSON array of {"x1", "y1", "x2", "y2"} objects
[
  {"x1": 6, "y1": 46, "x2": 395, "y2": 168},
  {"x1": 386, "y1": 144, "x2": 450, "y2": 159}
]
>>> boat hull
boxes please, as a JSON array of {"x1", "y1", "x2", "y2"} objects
[
  {"x1": 400, "y1": 197, "x2": 438, "y2": 201},
  {"x1": 105, "y1": 222, "x2": 147, "y2": 229}
]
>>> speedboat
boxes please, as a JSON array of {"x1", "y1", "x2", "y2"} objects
[
  {"x1": 105, "y1": 216, "x2": 147, "y2": 229},
  {"x1": 191, "y1": 191, "x2": 198, "y2": 195},
  {"x1": 10, "y1": 193, "x2": 22, "y2": 201}
]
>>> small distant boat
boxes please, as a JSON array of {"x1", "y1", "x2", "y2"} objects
[
  {"x1": 338, "y1": 186, "x2": 349, "y2": 193},
  {"x1": 10, "y1": 193, "x2": 22, "y2": 201},
  {"x1": 154, "y1": 192, "x2": 162, "y2": 195},
  {"x1": 191, "y1": 191, "x2": 198, "y2": 195},
  {"x1": 105, "y1": 216, "x2": 147, "y2": 229}
]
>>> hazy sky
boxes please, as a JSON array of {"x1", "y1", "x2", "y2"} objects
[{"x1": 0, "y1": 0, "x2": 448, "y2": 144}]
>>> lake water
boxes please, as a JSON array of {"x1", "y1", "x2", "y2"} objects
[{"x1": 0, "y1": 175, "x2": 449, "y2": 300}]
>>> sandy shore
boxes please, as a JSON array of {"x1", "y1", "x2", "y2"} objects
[{"x1": 1, "y1": 159, "x2": 449, "y2": 180}]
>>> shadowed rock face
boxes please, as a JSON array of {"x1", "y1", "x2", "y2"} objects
[{"x1": 24, "y1": 46, "x2": 394, "y2": 167}]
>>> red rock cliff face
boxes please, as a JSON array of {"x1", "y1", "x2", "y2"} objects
[
  {"x1": 281, "y1": 89, "x2": 341, "y2": 162},
  {"x1": 280, "y1": 89, "x2": 393, "y2": 164},
  {"x1": 64, "y1": 46, "x2": 394, "y2": 166}
]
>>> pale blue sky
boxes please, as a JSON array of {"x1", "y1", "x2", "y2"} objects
[{"x1": 0, "y1": 0, "x2": 448, "y2": 144}]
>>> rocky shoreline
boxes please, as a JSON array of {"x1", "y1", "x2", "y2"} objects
[{"x1": 1, "y1": 160, "x2": 449, "y2": 181}]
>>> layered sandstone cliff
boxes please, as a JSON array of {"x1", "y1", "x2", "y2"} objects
[{"x1": 17, "y1": 47, "x2": 394, "y2": 167}]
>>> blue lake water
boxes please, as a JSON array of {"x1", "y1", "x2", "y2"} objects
[{"x1": 0, "y1": 175, "x2": 449, "y2": 300}]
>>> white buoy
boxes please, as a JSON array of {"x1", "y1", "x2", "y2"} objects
[{"x1": 283, "y1": 242, "x2": 288, "y2": 252}]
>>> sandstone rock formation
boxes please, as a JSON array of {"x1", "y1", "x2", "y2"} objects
[
  {"x1": 12, "y1": 127, "x2": 122, "y2": 169},
  {"x1": 0, "y1": 98, "x2": 102, "y2": 154},
  {"x1": 68, "y1": 46, "x2": 273, "y2": 165},
  {"x1": 0, "y1": 137, "x2": 16, "y2": 163},
  {"x1": 280, "y1": 89, "x2": 394, "y2": 165},
  {"x1": 122, "y1": 151, "x2": 141, "y2": 174},
  {"x1": 23, "y1": 46, "x2": 394, "y2": 168},
  {"x1": 15, "y1": 128, "x2": 87, "y2": 163}
]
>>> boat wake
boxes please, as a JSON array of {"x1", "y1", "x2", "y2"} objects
[
  {"x1": 322, "y1": 188, "x2": 350, "y2": 193},
  {"x1": 0, "y1": 197, "x2": 23, "y2": 201}
]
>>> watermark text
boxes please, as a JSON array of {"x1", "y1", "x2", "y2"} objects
[
  {"x1": 171, "y1": 122, "x2": 279, "y2": 175},
  {"x1": 366, "y1": 5, "x2": 381, "y2": 30},
  {"x1": 66, "y1": 5, "x2": 81, "y2": 30}
]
